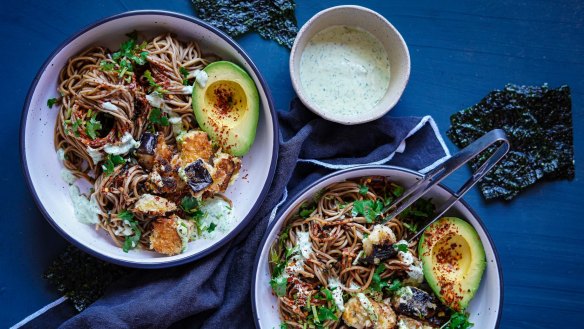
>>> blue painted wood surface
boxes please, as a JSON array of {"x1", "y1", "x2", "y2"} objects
[{"x1": 1, "y1": 0, "x2": 582, "y2": 327}]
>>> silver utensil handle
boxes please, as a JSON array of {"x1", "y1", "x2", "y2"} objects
[{"x1": 406, "y1": 129, "x2": 510, "y2": 241}]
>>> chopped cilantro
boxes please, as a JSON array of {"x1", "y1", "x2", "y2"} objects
[
  {"x1": 70, "y1": 119, "x2": 82, "y2": 137},
  {"x1": 352, "y1": 199, "x2": 384, "y2": 223},
  {"x1": 143, "y1": 70, "x2": 166, "y2": 93},
  {"x1": 279, "y1": 323, "x2": 287, "y2": 329},
  {"x1": 443, "y1": 312, "x2": 474, "y2": 329},
  {"x1": 403, "y1": 222, "x2": 418, "y2": 233},
  {"x1": 391, "y1": 183, "x2": 405, "y2": 197},
  {"x1": 387, "y1": 279, "x2": 402, "y2": 292},
  {"x1": 400, "y1": 198, "x2": 435, "y2": 220},
  {"x1": 117, "y1": 210, "x2": 133, "y2": 221},
  {"x1": 103, "y1": 32, "x2": 148, "y2": 79},
  {"x1": 358, "y1": 184, "x2": 369, "y2": 195},
  {"x1": 99, "y1": 60, "x2": 115, "y2": 71},
  {"x1": 269, "y1": 275, "x2": 287, "y2": 297},
  {"x1": 394, "y1": 243, "x2": 408, "y2": 252},
  {"x1": 179, "y1": 67, "x2": 190, "y2": 85},
  {"x1": 149, "y1": 108, "x2": 169, "y2": 126},
  {"x1": 119, "y1": 210, "x2": 141, "y2": 252},
  {"x1": 181, "y1": 196, "x2": 199, "y2": 212},
  {"x1": 321, "y1": 288, "x2": 333, "y2": 301},
  {"x1": 85, "y1": 114, "x2": 102, "y2": 140},
  {"x1": 317, "y1": 305, "x2": 337, "y2": 322},
  {"x1": 369, "y1": 264, "x2": 388, "y2": 292},
  {"x1": 206, "y1": 222, "x2": 217, "y2": 233},
  {"x1": 299, "y1": 203, "x2": 315, "y2": 218},
  {"x1": 279, "y1": 225, "x2": 290, "y2": 248},
  {"x1": 101, "y1": 154, "x2": 126, "y2": 176},
  {"x1": 47, "y1": 98, "x2": 58, "y2": 108}
]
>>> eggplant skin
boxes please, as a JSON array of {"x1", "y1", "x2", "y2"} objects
[
  {"x1": 184, "y1": 159, "x2": 213, "y2": 192},
  {"x1": 137, "y1": 132, "x2": 158, "y2": 155}
]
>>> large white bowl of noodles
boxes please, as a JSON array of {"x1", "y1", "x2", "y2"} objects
[
  {"x1": 20, "y1": 11, "x2": 278, "y2": 268},
  {"x1": 252, "y1": 166, "x2": 502, "y2": 328}
]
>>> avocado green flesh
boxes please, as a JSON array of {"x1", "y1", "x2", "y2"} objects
[
  {"x1": 192, "y1": 61, "x2": 259, "y2": 156},
  {"x1": 418, "y1": 217, "x2": 486, "y2": 311}
]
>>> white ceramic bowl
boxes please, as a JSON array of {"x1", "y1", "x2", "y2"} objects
[
  {"x1": 20, "y1": 11, "x2": 278, "y2": 268},
  {"x1": 252, "y1": 166, "x2": 502, "y2": 328},
  {"x1": 290, "y1": 6, "x2": 411, "y2": 125}
]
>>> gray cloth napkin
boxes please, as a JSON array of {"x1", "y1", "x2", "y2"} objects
[{"x1": 21, "y1": 98, "x2": 449, "y2": 329}]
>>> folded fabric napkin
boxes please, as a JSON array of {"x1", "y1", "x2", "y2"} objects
[{"x1": 21, "y1": 99, "x2": 449, "y2": 329}]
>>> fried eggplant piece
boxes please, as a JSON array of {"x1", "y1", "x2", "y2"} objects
[{"x1": 149, "y1": 217, "x2": 182, "y2": 256}]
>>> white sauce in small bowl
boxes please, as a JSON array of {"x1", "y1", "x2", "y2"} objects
[{"x1": 299, "y1": 25, "x2": 391, "y2": 118}]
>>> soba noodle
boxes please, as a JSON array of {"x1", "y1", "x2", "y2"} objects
[
  {"x1": 269, "y1": 177, "x2": 447, "y2": 328},
  {"x1": 53, "y1": 32, "x2": 237, "y2": 254}
]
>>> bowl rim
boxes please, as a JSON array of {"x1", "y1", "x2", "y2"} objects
[
  {"x1": 250, "y1": 164, "x2": 503, "y2": 328},
  {"x1": 19, "y1": 10, "x2": 279, "y2": 268},
  {"x1": 289, "y1": 5, "x2": 411, "y2": 125}
]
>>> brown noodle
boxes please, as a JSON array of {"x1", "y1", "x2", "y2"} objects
[
  {"x1": 270, "y1": 179, "x2": 421, "y2": 328},
  {"x1": 54, "y1": 33, "x2": 212, "y2": 249}
]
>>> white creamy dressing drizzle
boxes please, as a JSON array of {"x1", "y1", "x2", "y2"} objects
[
  {"x1": 86, "y1": 147, "x2": 103, "y2": 165},
  {"x1": 56, "y1": 148, "x2": 66, "y2": 161},
  {"x1": 199, "y1": 197, "x2": 237, "y2": 239},
  {"x1": 180, "y1": 86, "x2": 194, "y2": 95},
  {"x1": 357, "y1": 293, "x2": 377, "y2": 322},
  {"x1": 60, "y1": 168, "x2": 77, "y2": 185},
  {"x1": 168, "y1": 116, "x2": 184, "y2": 136},
  {"x1": 286, "y1": 231, "x2": 314, "y2": 275},
  {"x1": 113, "y1": 220, "x2": 134, "y2": 236},
  {"x1": 176, "y1": 218, "x2": 192, "y2": 252},
  {"x1": 395, "y1": 240, "x2": 425, "y2": 283},
  {"x1": 102, "y1": 101, "x2": 119, "y2": 112},
  {"x1": 69, "y1": 185, "x2": 100, "y2": 224},
  {"x1": 146, "y1": 92, "x2": 164, "y2": 108},
  {"x1": 103, "y1": 132, "x2": 140, "y2": 155},
  {"x1": 189, "y1": 69, "x2": 208, "y2": 88},
  {"x1": 299, "y1": 25, "x2": 391, "y2": 118},
  {"x1": 328, "y1": 278, "x2": 345, "y2": 312}
]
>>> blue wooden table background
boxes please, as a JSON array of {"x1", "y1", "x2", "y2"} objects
[{"x1": 1, "y1": 0, "x2": 583, "y2": 327}]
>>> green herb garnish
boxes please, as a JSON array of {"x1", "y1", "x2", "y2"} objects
[
  {"x1": 143, "y1": 70, "x2": 166, "y2": 94},
  {"x1": 102, "y1": 154, "x2": 125, "y2": 175},
  {"x1": 441, "y1": 312, "x2": 474, "y2": 329},
  {"x1": 270, "y1": 275, "x2": 288, "y2": 297},
  {"x1": 119, "y1": 210, "x2": 141, "y2": 252},
  {"x1": 369, "y1": 264, "x2": 388, "y2": 292},
  {"x1": 70, "y1": 119, "x2": 82, "y2": 137},
  {"x1": 181, "y1": 196, "x2": 199, "y2": 212},
  {"x1": 179, "y1": 67, "x2": 190, "y2": 85},
  {"x1": 47, "y1": 98, "x2": 58, "y2": 108},
  {"x1": 149, "y1": 108, "x2": 169, "y2": 126},
  {"x1": 387, "y1": 279, "x2": 402, "y2": 292},
  {"x1": 207, "y1": 222, "x2": 217, "y2": 233},
  {"x1": 299, "y1": 203, "x2": 315, "y2": 218},
  {"x1": 403, "y1": 222, "x2": 418, "y2": 233},
  {"x1": 352, "y1": 199, "x2": 384, "y2": 223},
  {"x1": 99, "y1": 60, "x2": 115, "y2": 71},
  {"x1": 100, "y1": 31, "x2": 148, "y2": 80},
  {"x1": 317, "y1": 305, "x2": 337, "y2": 322},
  {"x1": 394, "y1": 243, "x2": 408, "y2": 252},
  {"x1": 85, "y1": 114, "x2": 102, "y2": 140},
  {"x1": 358, "y1": 184, "x2": 368, "y2": 195}
]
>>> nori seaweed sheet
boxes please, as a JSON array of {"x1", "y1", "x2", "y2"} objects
[
  {"x1": 192, "y1": 0, "x2": 298, "y2": 48},
  {"x1": 447, "y1": 84, "x2": 575, "y2": 200},
  {"x1": 44, "y1": 245, "x2": 131, "y2": 311}
]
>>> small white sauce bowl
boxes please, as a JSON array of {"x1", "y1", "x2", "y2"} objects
[{"x1": 290, "y1": 5, "x2": 411, "y2": 125}]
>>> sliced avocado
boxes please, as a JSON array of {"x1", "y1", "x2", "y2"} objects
[
  {"x1": 192, "y1": 61, "x2": 259, "y2": 156},
  {"x1": 418, "y1": 217, "x2": 486, "y2": 311}
]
